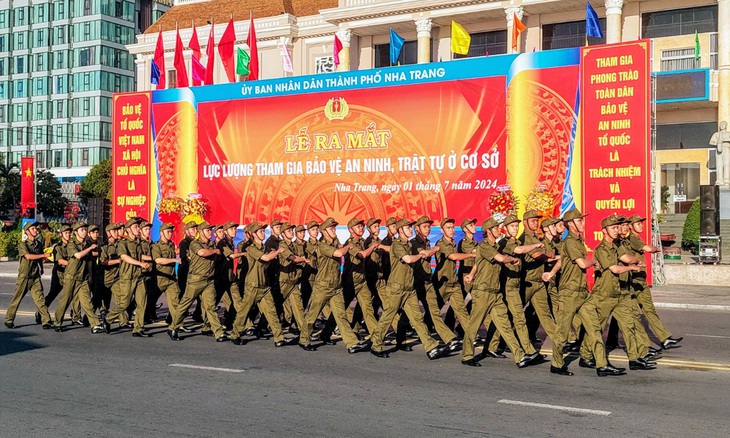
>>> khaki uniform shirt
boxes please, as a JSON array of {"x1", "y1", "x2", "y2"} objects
[
  {"x1": 628, "y1": 234, "x2": 648, "y2": 286},
  {"x1": 236, "y1": 239, "x2": 252, "y2": 282},
  {"x1": 65, "y1": 238, "x2": 91, "y2": 282},
  {"x1": 560, "y1": 232, "x2": 587, "y2": 292},
  {"x1": 434, "y1": 237, "x2": 458, "y2": 287},
  {"x1": 152, "y1": 240, "x2": 177, "y2": 284},
  {"x1": 410, "y1": 235, "x2": 432, "y2": 284},
  {"x1": 519, "y1": 231, "x2": 544, "y2": 282},
  {"x1": 457, "y1": 236, "x2": 478, "y2": 275},
  {"x1": 117, "y1": 237, "x2": 144, "y2": 280},
  {"x1": 364, "y1": 235, "x2": 385, "y2": 281},
  {"x1": 389, "y1": 238, "x2": 415, "y2": 289},
  {"x1": 245, "y1": 242, "x2": 269, "y2": 289},
  {"x1": 279, "y1": 239, "x2": 302, "y2": 285},
  {"x1": 593, "y1": 240, "x2": 622, "y2": 297},
  {"x1": 188, "y1": 238, "x2": 216, "y2": 281},
  {"x1": 18, "y1": 238, "x2": 44, "y2": 279},
  {"x1": 216, "y1": 238, "x2": 236, "y2": 282},
  {"x1": 99, "y1": 241, "x2": 119, "y2": 288},
  {"x1": 499, "y1": 237, "x2": 521, "y2": 289},
  {"x1": 52, "y1": 242, "x2": 68, "y2": 284},
  {"x1": 315, "y1": 237, "x2": 342, "y2": 288},
  {"x1": 473, "y1": 239, "x2": 501, "y2": 293},
  {"x1": 343, "y1": 237, "x2": 367, "y2": 286}
]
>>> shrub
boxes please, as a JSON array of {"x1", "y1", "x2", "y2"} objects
[
  {"x1": 681, "y1": 199, "x2": 700, "y2": 252},
  {"x1": 0, "y1": 230, "x2": 22, "y2": 259}
]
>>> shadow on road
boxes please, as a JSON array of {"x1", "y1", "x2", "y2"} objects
[{"x1": 0, "y1": 331, "x2": 45, "y2": 357}]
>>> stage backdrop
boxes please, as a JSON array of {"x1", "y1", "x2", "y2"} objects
[{"x1": 112, "y1": 41, "x2": 651, "y2": 280}]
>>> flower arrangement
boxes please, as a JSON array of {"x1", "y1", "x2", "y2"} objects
[
  {"x1": 489, "y1": 185, "x2": 517, "y2": 223},
  {"x1": 524, "y1": 184, "x2": 554, "y2": 216},
  {"x1": 159, "y1": 196, "x2": 185, "y2": 216},
  {"x1": 182, "y1": 197, "x2": 207, "y2": 218},
  {"x1": 158, "y1": 194, "x2": 207, "y2": 231}
]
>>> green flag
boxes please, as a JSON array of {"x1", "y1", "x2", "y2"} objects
[
  {"x1": 695, "y1": 30, "x2": 700, "y2": 61},
  {"x1": 237, "y1": 47, "x2": 250, "y2": 75}
]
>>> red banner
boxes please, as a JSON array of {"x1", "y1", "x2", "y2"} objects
[
  {"x1": 112, "y1": 92, "x2": 151, "y2": 222},
  {"x1": 581, "y1": 41, "x2": 651, "y2": 262},
  {"x1": 20, "y1": 156, "x2": 35, "y2": 214}
]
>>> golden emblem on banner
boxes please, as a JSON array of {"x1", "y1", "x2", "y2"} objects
[{"x1": 324, "y1": 98, "x2": 349, "y2": 120}]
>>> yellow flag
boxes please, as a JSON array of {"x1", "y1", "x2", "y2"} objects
[{"x1": 451, "y1": 21, "x2": 471, "y2": 55}]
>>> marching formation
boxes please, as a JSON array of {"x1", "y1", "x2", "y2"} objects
[{"x1": 4, "y1": 209, "x2": 683, "y2": 376}]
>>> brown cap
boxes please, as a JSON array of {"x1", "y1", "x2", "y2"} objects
[
  {"x1": 629, "y1": 214, "x2": 647, "y2": 224},
  {"x1": 160, "y1": 222, "x2": 175, "y2": 232},
  {"x1": 214, "y1": 225, "x2": 224, "y2": 232},
  {"x1": 281, "y1": 221, "x2": 295, "y2": 231},
  {"x1": 22, "y1": 221, "x2": 40, "y2": 232},
  {"x1": 198, "y1": 220, "x2": 214, "y2": 230},
  {"x1": 124, "y1": 217, "x2": 142, "y2": 228},
  {"x1": 366, "y1": 218, "x2": 381, "y2": 227},
  {"x1": 104, "y1": 223, "x2": 120, "y2": 232},
  {"x1": 541, "y1": 217, "x2": 557, "y2": 229},
  {"x1": 385, "y1": 217, "x2": 397, "y2": 226},
  {"x1": 88, "y1": 224, "x2": 100, "y2": 233},
  {"x1": 270, "y1": 219, "x2": 283, "y2": 227},
  {"x1": 414, "y1": 215, "x2": 434, "y2": 226},
  {"x1": 616, "y1": 215, "x2": 629, "y2": 224},
  {"x1": 441, "y1": 217, "x2": 455, "y2": 226},
  {"x1": 139, "y1": 220, "x2": 151, "y2": 229},
  {"x1": 601, "y1": 214, "x2": 622, "y2": 229},
  {"x1": 306, "y1": 220, "x2": 320, "y2": 229},
  {"x1": 395, "y1": 218, "x2": 415, "y2": 230},
  {"x1": 562, "y1": 208, "x2": 587, "y2": 222},
  {"x1": 482, "y1": 217, "x2": 499, "y2": 230},
  {"x1": 72, "y1": 221, "x2": 88, "y2": 231},
  {"x1": 502, "y1": 214, "x2": 520, "y2": 226},
  {"x1": 60, "y1": 224, "x2": 73, "y2": 233},
  {"x1": 295, "y1": 224, "x2": 306, "y2": 233},
  {"x1": 522, "y1": 210, "x2": 540, "y2": 220},
  {"x1": 248, "y1": 221, "x2": 267, "y2": 234},
  {"x1": 321, "y1": 217, "x2": 338, "y2": 229},
  {"x1": 347, "y1": 218, "x2": 364, "y2": 228},
  {"x1": 184, "y1": 221, "x2": 199, "y2": 231},
  {"x1": 223, "y1": 220, "x2": 238, "y2": 230},
  {"x1": 460, "y1": 218, "x2": 477, "y2": 229}
]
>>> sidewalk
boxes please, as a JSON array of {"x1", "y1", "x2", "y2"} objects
[{"x1": 2, "y1": 261, "x2": 729, "y2": 311}]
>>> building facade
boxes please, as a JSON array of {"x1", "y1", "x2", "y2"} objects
[
  {"x1": 0, "y1": 0, "x2": 170, "y2": 196},
  {"x1": 128, "y1": 0, "x2": 729, "y2": 214}
]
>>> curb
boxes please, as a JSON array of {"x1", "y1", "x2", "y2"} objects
[{"x1": 654, "y1": 302, "x2": 730, "y2": 312}]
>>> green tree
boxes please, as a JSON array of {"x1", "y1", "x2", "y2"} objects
[
  {"x1": 78, "y1": 158, "x2": 111, "y2": 203},
  {"x1": 681, "y1": 199, "x2": 700, "y2": 252},
  {"x1": 36, "y1": 170, "x2": 68, "y2": 217},
  {"x1": 0, "y1": 163, "x2": 20, "y2": 215}
]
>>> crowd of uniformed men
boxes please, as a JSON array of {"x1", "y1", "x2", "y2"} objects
[{"x1": 4, "y1": 208, "x2": 683, "y2": 376}]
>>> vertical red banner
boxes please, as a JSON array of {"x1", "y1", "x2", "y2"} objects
[
  {"x1": 112, "y1": 92, "x2": 151, "y2": 222},
  {"x1": 20, "y1": 157, "x2": 36, "y2": 215},
  {"x1": 581, "y1": 41, "x2": 652, "y2": 280}
]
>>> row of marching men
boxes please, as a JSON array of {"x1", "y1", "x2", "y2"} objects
[{"x1": 4, "y1": 210, "x2": 682, "y2": 376}]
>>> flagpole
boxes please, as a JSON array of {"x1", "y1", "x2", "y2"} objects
[{"x1": 33, "y1": 142, "x2": 37, "y2": 221}]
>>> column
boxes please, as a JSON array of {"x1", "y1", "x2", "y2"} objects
[
  {"x1": 415, "y1": 18, "x2": 432, "y2": 64},
  {"x1": 136, "y1": 56, "x2": 148, "y2": 91},
  {"x1": 604, "y1": 0, "x2": 624, "y2": 44},
  {"x1": 720, "y1": 0, "x2": 730, "y2": 128},
  {"x1": 336, "y1": 29, "x2": 352, "y2": 72},
  {"x1": 505, "y1": 6, "x2": 524, "y2": 54}
]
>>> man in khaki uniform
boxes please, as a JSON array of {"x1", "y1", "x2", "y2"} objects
[
  {"x1": 369, "y1": 218, "x2": 449, "y2": 360},
  {"x1": 364, "y1": 218, "x2": 386, "y2": 314},
  {"x1": 42, "y1": 224, "x2": 71, "y2": 311},
  {"x1": 53, "y1": 222, "x2": 104, "y2": 333},
  {"x1": 5, "y1": 222, "x2": 51, "y2": 329},
  {"x1": 433, "y1": 217, "x2": 474, "y2": 339},
  {"x1": 99, "y1": 223, "x2": 122, "y2": 323},
  {"x1": 169, "y1": 221, "x2": 228, "y2": 341},
  {"x1": 342, "y1": 217, "x2": 380, "y2": 335},
  {"x1": 102, "y1": 217, "x2": 152, "y2": 337},
  {"x1": 300, "y1": 221, "x2": 320, "y2": 310},
  {"x1": 216, "y1": 221, "x2": 246, "y2": 328},
  {"x1": 298, "y1": 217, "x2": 368, "y2": 353},
  {"x1": 411, "y1": 215, "x2": 460, "y2": 350},
  {"x1": 627, "y1": 215, "x2": 682, "y2": 350},
  {"x1": 540, "y1": 217, "x2": 562, "y2": 315},
  {"x1": 289, "y1": 224, "x2": 309, "y2": 334},
  {"x1": 152, "y1": 222, "x2": 185, "y2": 341},
  {"x1": 230, "y1": 221, "x2": 291, "y2": 346},
  {"x1": 87, "y1": 224, "x2": 105, "y2": 314},
  {"x1": 278, "y1": 222, "x2": 309, "y2": 336},
  {"x1": 461, "y1": 218, "x2": 537, "y2": 367}
]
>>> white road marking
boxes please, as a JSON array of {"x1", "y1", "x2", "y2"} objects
[
  {"x1": 654, "y1": 303, "x2": 730, "y2": 312},
  {"x1": 497, "y1": 400, "x2": 611, "y2": 416},
  {"x1": 169, "y1": 363, "x2": 246, "y2": 373},
  {"x1": 685, "y1": 333, "x2": 730, "y2": 339}
]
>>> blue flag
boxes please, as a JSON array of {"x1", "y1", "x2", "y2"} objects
[
  {"x1": 390, "y1": 29, "x2": 405, "y2": 65},
  {"x1": 586, "y1": 3, "x2": 603, "y2": 38},
  {"x1": 150, "y1": 60, "x2": 161, "y2": 86}
]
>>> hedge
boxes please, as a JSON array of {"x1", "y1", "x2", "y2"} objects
[{"x1": 681, "y1": 199, "x2": 700, "y2": 251}]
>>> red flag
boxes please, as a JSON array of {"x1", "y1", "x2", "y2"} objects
[
  {"x1": 246, "y1": 16, "x2": 259, "y2": 81},
  {"x1": 153, "y1": 30, "x2": 166, "y2": 90},
  {"x1": 512, "y1": 13, "x2": 526, "y2": 52},
  {"x1": 21, "y1": 157, "x2": 36, "y2": 215},
  {"x1": 192, "y1": 57, "x2": 206, "y2": 83},
  {"x1": 189, "y1": 24, "x2": 202, "y2": 86},
  {"x1": 333, "y1": 34, "x2": 343, "y2": 66},
  {"x1": 219, "y1": 19, "x2": 236, "y2": 82},
  {"x1": 205, "y1": 20, "x2": 215, "y2": 85},
  {"x1": 173, "y1": 28, "x2": 189, "y2": 87}
]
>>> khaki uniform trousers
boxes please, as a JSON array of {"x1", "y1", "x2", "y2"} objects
[
  {"x1": 415, "y1": 281, "x2": 456, "y2": 344},
  {"x1": 503, "y1": 286, "x2": 537, "y2": 355},
  {"x1": 462, "y1": 289, "x2": 526, "y2": 363},
  {"x1": 546, "y1": 278, "x2": 560, "y2": 315},
  {"x1": 523, "y1": 280, "x2": 557, "y2": 341},
  {"x1": 105, "y1": 277, "x2": 144, "y2": 330},
  {"x1": 70, "y1": 289, "x2": 83, "y2": 323},
  {"x1": 158, "y1": 280, "x2": 181, "y2": 327},
  {"x1": 595, "y1": 294, "x2": 647, "y2": 360},
  {"x1": 280, "y1": 281, "x2": 305, "y2": 334},
  {"x1": 438, "y1": 282, "x2": 471, "y2": 333},
  {"x1": 299, "y1": 283, "x2": 361, "y2": 349},
  {"x1": 172, "y1": 278, "x2": 223, "y2": 337},
  {"x1": 231, "y1": 286, "x2": 284, "y2": 342},
  {"x1": 550, "y1": 289, "x2": 588, "y2": 369},
  {"x1": 579, "y1": 293, "x2": 644, "y2": 367},
  {"x1": 634, "y1": 285, "x2": 672, "y2": 342},
  {"x1": 6, "y1": 276, "x2": 50, "y2": 325},
  {"x1": 343, "y1": 279, "x2": 378, "y2": 334},
  {"x1": 54, "y1": 279, "x2": 100, "y2": 328},
  {"x1": 370, "y1": 284, "x2": 439, "y2": 353}
]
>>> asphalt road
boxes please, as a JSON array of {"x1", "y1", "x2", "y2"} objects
[{"x1": 2, "y1": 276, "x2": 730, "y2": 437}]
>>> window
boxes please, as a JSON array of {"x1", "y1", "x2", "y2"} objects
[
  {"x1": 454, "y1": 30, "x2": 508, "y2": 58},
  {"x1": 314, "y1": 56, "x2": 335, "y2": 74},
  {"x1": 167, "y1": 70, "x2": 176, "y2": 88},
  {"x1": 56, "y1": 100, "x2": 64, "y2": 118},
  {"x1": 58, "y1": 1, "x2": 65, "y2": 19},
  {"x1": 83, "y1": 97, "x2": 91, "y2": 115},
  {"x1": 16, "y1": 80, "x2": 24, "y2": 97},
  {"x1": 35, "y1": 102, "x2": 44, "y2": 119},
  {"x1": 542, "y1": 19, "x2": 606, "y2": 50},
  {"x1": 79, "y1": 48, "x2": 91, "y2": 66},
  {"x1": 0, "y1": 35, "x2": 5, "y2": 51},
  {"x1": 38, "y1": 5, "x2": 45, "y2": 21},
  {"x1": 18, "y1": 8, "x2": 25, "y2": 25},
  {"x1": 115, "y1": 1, "x2": 123, "y2": 19},
  {"x1": 17, "y1": 33, "x2": 24, "y2": 49},
  {"x1": 37, "y1": 29, "x2": 45, "y2": 46},
  {"x1": 642, "y1": 6, "x2": 718, "y2": 38},
  {"x1": 36, "y1": 54, "x2": 42, "y2": 71},
  {"x1": 82, "y1": 124, "x2": 89, "y2": 141},
  {"x1": 36, "y1": 78, "x2": 43, "y2": 93},
  {"x1": 84, "y1": 22, "x2": 90, "y2": 39},
  {"x1": 17, "y1": 128, "x2": 24, "y2": 145},
  {"x1": 661, "y1": 48, "x2": 701, "y2": 72},
  {"x1": 57, "y1": 26, "x2": 65, "y2": 44},
  {"x1": 114, "y1": 74, "x2": 121, "y2": 91},
  {"x1": 0, "y1": 106, "x2": 4, "y2": 123},
  {"x1": 82, "y1": 148, "x2": 89, "y2": 166},
  {"x1": 54, "y1": 150, "x2": 62, "y2": 167},
  {"x1": 0, "y1": 59, "x2": 4, "y2": 75},
  {"x1": 374, "y1": 40, "x2": 420, "y2": 68},
  {"x1": 84, "y1": 0, "x2": 91, "y2": 15},
  {"x1": 16, "y1": 57, "x2": 24, "y2": 74},
  {"x1": 711, "y1": 32, "x2": 718, "y2": 70}
]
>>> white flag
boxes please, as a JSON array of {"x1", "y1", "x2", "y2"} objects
[{"x1": 280, "y1": 38, "x2": 293, "y2": 73}]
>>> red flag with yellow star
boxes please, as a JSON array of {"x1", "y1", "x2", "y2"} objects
[{"x1": 21, "y1": 157, "x2": 36, "y2": 214}]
